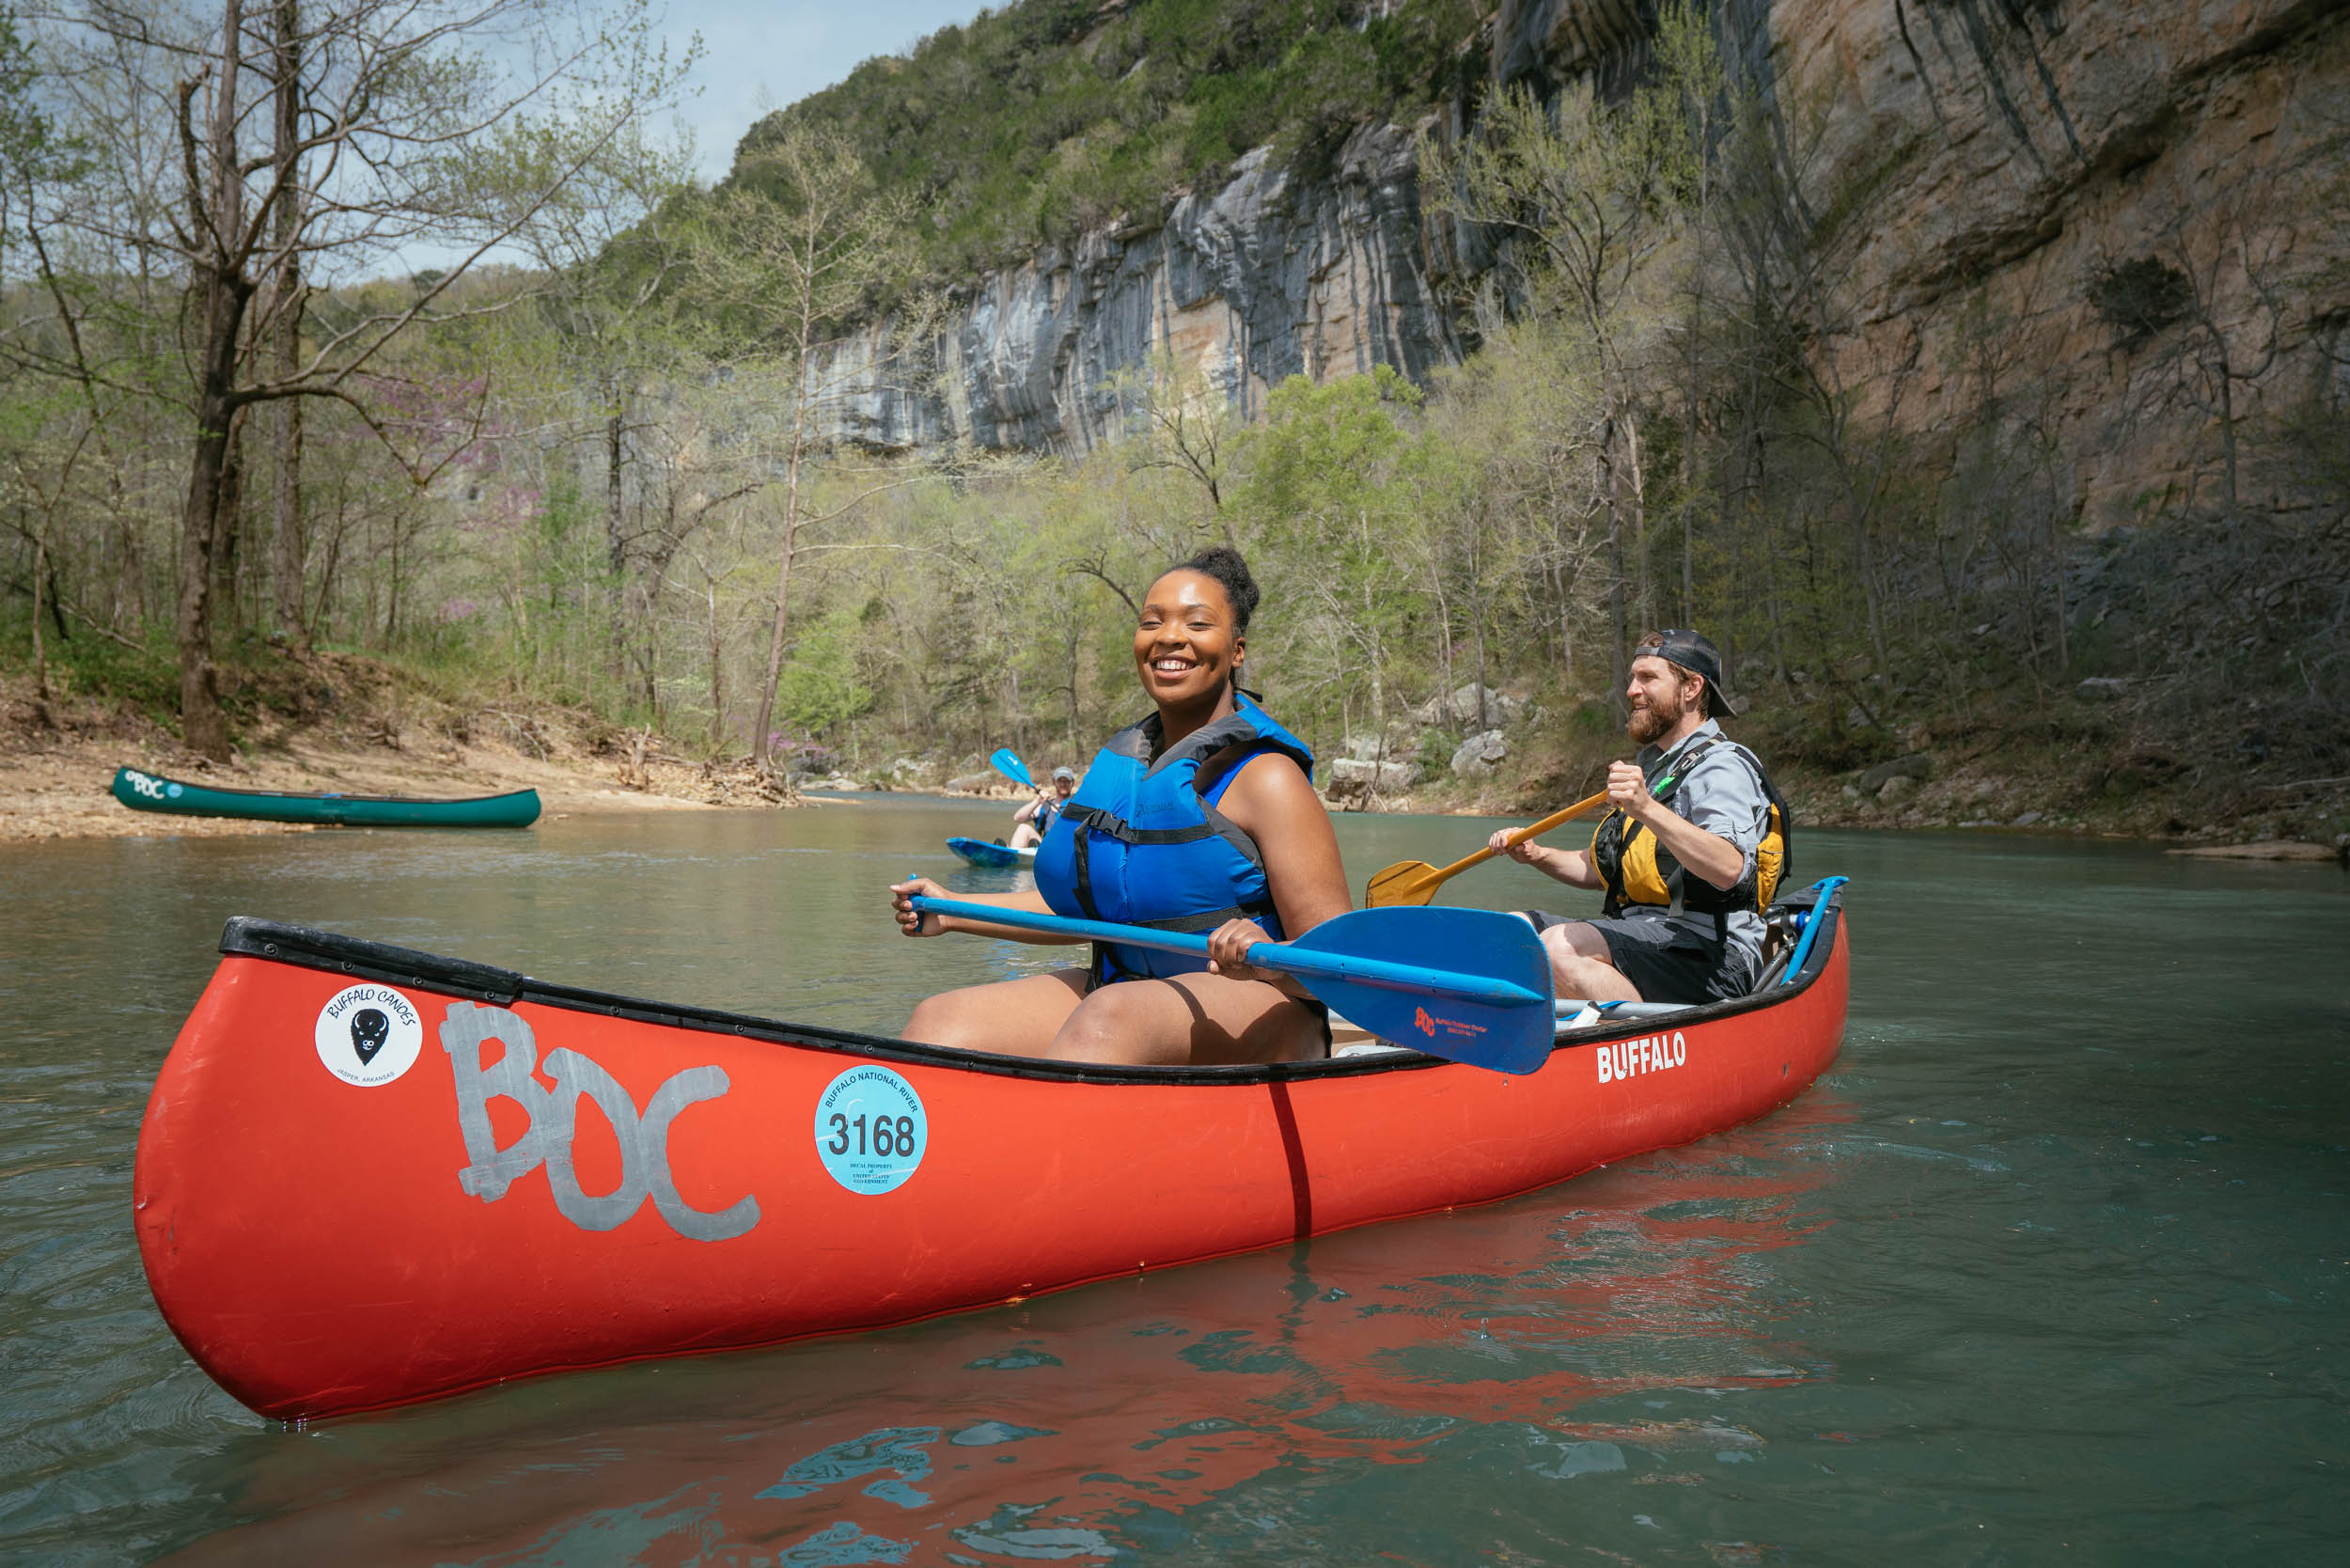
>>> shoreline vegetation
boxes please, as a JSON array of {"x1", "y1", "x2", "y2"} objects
[
  {"x1": 7, "y1": 655, "x2": 2342, "y2": 865},
  {"x1": 2, "y1": 3, "x2": 2342, "y2": 858}
]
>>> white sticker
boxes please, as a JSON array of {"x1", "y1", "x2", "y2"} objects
[
  {"x1": 314, "y1": 983, "x2": 425, "y2": 1088},
  {"x1": 813, "y1": 1065, "x2": 928, "y2": 1195}
]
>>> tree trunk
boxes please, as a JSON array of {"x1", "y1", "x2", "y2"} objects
[
  {"x1": 268, "y1": 0, "x2": 306, "y2": 644},
  {"x1": 1602, "y1": 415, "x2": 1629, "y2": 708},
  {"x1": 178, "y1": 384, "x2": 242, "y2": 760},
  {"x1": 750, "y1": 509, "x2": 800, "y2": 770},
  {"x1": 705, "y1": 576, "x2": 727, "y2": 750},
  {"x1": 214, "y1": 405, "x2": 249, "y2": 635},
  {"x1": 1624, "y1": 409, "x2": 1649, "y2": 636},
  {"x1": 750, "y1": 264, "x2": 819, "y2": 774},
  {"x1": 386, "y1": 513, "x2": 403, "y2": 644},
  {"x1": 176, "y1": 0, "x2": 253, "y2": 762},
  {"x1": 29, "y1": 510, "x2": 52, "y2": 714},
  {"x1": 605, "y1": 389, "x2": 630, "y2": 678}
]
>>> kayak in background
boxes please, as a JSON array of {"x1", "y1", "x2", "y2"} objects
[
  {"x1": 111, "y1": 766, "x2": 540, "y2": 828},
  {"x1": 946, "y1": 837, "x2": 1036, "y2": 867}
]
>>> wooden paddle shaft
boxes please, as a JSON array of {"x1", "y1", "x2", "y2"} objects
[{"x1": 1428, "y1": 788, "x2": 1607, "y2": 884}]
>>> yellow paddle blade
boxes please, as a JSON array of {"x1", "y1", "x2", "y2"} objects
[{"x1": 1364, "y1": 859, "x2": 1442, "y2": 907}]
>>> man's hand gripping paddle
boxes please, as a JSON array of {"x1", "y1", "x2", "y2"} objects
[
  {"x1": 908, "y1": 897, "x2": 1557, "y2": 1074},
  {"x1": 1363, "y1": 789, "x2": 1607, "y2": 907}
]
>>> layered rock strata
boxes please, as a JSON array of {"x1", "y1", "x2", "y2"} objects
[
  {"x1": 808, "y1": 0, "x2": 2350, "y2": 525},
  {"x1": 809, "y1": 122, "x2": 1457, "y2": 453}
]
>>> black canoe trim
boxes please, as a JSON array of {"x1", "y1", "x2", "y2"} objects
[{"x1": 216, "y1": 893, "x2": 1843, "y2": 1090}]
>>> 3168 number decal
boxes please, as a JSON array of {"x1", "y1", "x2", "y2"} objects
[
  {"x1": 812, "y1": 1066, "x2": 929, "y2": 1195},
  {"x1": 826, "y1": 1112, "x2": 919, "y2": 1160}
]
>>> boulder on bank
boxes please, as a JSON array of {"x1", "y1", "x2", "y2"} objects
[
  {"x1": 1340, "y1": 732, "x2": 1415, "y2": 762},
  {"x1": 1326, "y1": 757, "x2": 1420, "y2": 802},
  {"x1": 1858, "y1": 753, "x2": 1934, "y2": 792},
  {"x1": 1413, "y1": 684, "x2": 1523, "y2": 729},
  {"x1": 1451, "y1": 729, "x2": 1508, "y2": 778}
]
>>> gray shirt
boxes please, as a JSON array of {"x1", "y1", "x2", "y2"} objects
[{"x1": 1628, "y1": 719, "x2": 1772, "y2": 971}]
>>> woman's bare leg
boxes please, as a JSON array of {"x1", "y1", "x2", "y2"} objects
[
  {"x1": 1042, "y1": 972, "x2": 1326, "y2": 1066},
  {"x1": 901, "y1": 970, "x2": 1089, "y2": 1054}
]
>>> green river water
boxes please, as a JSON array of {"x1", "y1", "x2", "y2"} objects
[{"x1": 1, "y1": 798, "x2": 2344, "y2": 1565}]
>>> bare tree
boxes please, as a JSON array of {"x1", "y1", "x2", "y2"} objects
[
  {"x1": 694, "y1": 127, "x2": 932, "y2": 773},
  {"x1": 20, "y1": 0, "x2": 688, "y2": 756}
]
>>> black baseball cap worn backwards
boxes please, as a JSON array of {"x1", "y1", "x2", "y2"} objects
[{"x1": 1643, "y1": 629, "x2": 1743, "y2": 717}]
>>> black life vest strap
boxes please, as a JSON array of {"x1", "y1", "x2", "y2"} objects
[
  {"x1": 1058, "y1": 803, "x2": 1221, "y2": 846},
  {"x1": 1602, "y1": 737, "x2": 1735, "y2": 937}
]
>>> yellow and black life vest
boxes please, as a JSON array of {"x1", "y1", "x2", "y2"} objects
[{"x1": 1590, "y1": 737, "x2": 1791, "y2": 933}]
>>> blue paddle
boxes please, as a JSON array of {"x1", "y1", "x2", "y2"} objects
[
  {"x1": 909, "y1": 896, "x2": 1557, "y2": 1074},
  {"x1": 988, "y1": 748, "x2": 1034, "y2": 789}
]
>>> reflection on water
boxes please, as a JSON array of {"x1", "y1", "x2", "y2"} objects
[
  {"x1": 2, "y1": 799, "x2": 2345, "y2": 1565},
  {"x1": 159, "y1": 1102, "x2": 1844, "y2": 1567}
]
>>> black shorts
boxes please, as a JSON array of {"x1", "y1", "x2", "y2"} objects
[{"x1": 1520, "y1": 911, "x2": 1753, "y2": 1004}]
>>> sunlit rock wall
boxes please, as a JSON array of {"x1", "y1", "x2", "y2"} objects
[
  {"x1": 807, "y1": 0, "x2": 2350, "y2": 525},
  {"x1": 1774, "y1": 0, "x2": 2350, "y2": 522},
  {"x1": 807, "y1": 122, "x2": 1459, "y2": 454}
]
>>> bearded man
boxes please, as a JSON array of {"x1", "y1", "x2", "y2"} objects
[{"x1": 1485, "y1": 630, "x2": 1790, "y2": 1005}]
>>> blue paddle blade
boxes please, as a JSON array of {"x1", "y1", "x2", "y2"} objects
[
  {"x1": 1290, "y1": 906, "x2": 1555, "y2": 1074},
  {"x1": 989, "y1": 748, "x2": 1033, "y2": 789}
]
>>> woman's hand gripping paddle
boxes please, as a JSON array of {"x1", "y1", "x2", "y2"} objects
[
  {"x1": 989, "y1": 749, "x2": 1035, "y2": 789},
  {"x1": 909, "y1": 897, "x2": 1558, "y2": 1074},
  {"x1": 1364, "y1": 790, "x2": 1607, "y2": 907}
]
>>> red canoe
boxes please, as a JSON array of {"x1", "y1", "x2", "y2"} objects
[{"x1": 133, "y1": 890, "x2": 1849, "y2": 1421}]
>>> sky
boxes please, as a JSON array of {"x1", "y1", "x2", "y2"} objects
[{"x1": 656, "y1": 1, "x2": 993, "y2": 183}]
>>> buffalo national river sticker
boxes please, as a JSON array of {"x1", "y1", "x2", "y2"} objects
[
  {"x1": 314, "y1": 983, "x2": 424, "y2": 1088},
  {"x1": 812, "y1": 1065, "x2": 928, "y2": 1195}
]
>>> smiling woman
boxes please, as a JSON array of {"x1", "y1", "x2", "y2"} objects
[{"x1": 887, "y1": 546, "x2": 1351, "y2": 1065}]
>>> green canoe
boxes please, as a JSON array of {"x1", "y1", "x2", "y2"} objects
[{"x1": 111, "y1": 767, "x2": 540, "y2": 828}]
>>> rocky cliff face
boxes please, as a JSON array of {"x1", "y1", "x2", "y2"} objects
[
  {"x1": 1776, "y1": 0, "x2": 2349, "y2": 523},
  {"x1": 809, "y1": 121, "x2": 1458, "y2": 454},
  {"x1": 813, "y1": 0, "x2": 2350, "y2": 525}
]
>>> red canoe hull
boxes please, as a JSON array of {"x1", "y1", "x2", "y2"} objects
[{"x1": 133, "y1": 901, "x2": 1849, "y2": 1421}]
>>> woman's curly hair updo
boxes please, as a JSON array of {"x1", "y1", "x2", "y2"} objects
[{"x1": 1167, "y1": 544, "x2": 1261, "y2": 635}]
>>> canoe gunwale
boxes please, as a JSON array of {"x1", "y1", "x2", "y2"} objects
[{"x1": 215, "y1": 892, "x2": 1844, "y2": 1088}]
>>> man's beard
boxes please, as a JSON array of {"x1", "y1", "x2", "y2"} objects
[{"x1": 1626, "y1": 695, "x2": 1681, "y2": 745}]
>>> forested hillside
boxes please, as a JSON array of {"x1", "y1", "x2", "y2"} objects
[
  {"x1": 4, "y1": 0, "x2": 2346, "y2": 851},
  {"x1": 733, "y1": 0, "x2": 1481, "y2": 288}
]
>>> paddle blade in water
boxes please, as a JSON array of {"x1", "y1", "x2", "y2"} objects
[
  {"x1": 1363, "y1": 859, "x2": 1442, "y2": 907},
  {"x1": 988, "y1": 748, "x2": 1034, "y2": 789},
  {"x1": 1292, "y1": 906, "x2": 1554, "y2": 1074}
]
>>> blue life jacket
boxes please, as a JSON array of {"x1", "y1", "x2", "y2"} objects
[{"x1": 1034, "y1": 697, "x2": 1316, "y2": 982}]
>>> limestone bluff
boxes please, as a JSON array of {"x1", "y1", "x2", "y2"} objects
[{"x1": 800, "y1": 0, "x2": 2349, "y2": 527}]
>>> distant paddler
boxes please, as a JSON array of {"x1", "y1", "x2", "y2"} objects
[
  {"x1": 1488, "y1": 629, "x2": 1791, "y2": 1005},
  {"x1": 890, "y1": 546, "x2": 1349, "y2": 1065},
  {"x1": 1008, "y1": 765, "x2": 1074, "y2": 851}
]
